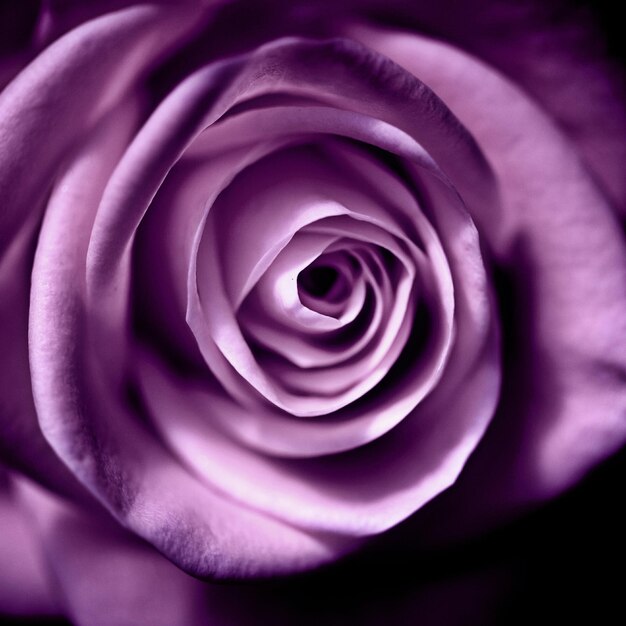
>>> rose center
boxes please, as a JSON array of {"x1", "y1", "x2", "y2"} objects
[{"x1": 298, "y1": 265, "x2": 339, "y2": 298}]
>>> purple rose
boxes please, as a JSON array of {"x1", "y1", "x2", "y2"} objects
[{"x1": 1, "y1": 0, "x2": 624, "y2": 624}]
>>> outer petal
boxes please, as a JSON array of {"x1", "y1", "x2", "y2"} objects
[
  {"x1": 29, "y1": 44, "x2": 355, "y2": 578},
  {"x1": 0, "y1": 1, "x2": 208, "y2": 496},
  {"x1": 434, "y1": 0, "x2": 626, "y2": 212},
  {"x1": 15, "y1": 477, "x2": 214, "y2": 626},
  {"x1": 247, "y1": 0, "x2": 626, "y2": 211},
  {"x1": 0, "y1": 1, "x2": 207, "y2": 250},
  {"x1": 0, "y1": 223, "x2": 85, "y2": 500},
  {"x1": 0, "y1": 472, "x2": 59, "y2": 618},
  {"x1": 351, "y1": 27, "x2": 626, "y2": 537},
  {"x1": 0, "y1": 1, "x2": 40, "y2": 89}
]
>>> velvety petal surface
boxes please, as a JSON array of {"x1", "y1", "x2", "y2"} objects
[
  {"x1": 0, "y1": 1, "x2": 207, "y2": 501},
  {"x1": 350, "y1": 26, "x2": 626, "y2": 537},
  {"x1": 15, "y1": 476, "x2": 215, "y2": 626},
  {"x1": 27, "y1": 34, "x2": 502, "y2": 575},
  {"x1": 0, "y1": 471, "x2": 59, "y2": 618}
]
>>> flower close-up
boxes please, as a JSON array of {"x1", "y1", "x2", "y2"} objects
[{"x1": 1, "y1": 1, "x2": 625, "y2": 624}]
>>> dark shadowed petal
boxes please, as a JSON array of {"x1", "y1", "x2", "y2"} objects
[{"x1": 354, "y1": 26, "x2": 626, "y2": 537}]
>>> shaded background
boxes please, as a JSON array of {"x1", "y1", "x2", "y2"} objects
[{"x1": 2, "y1": 0, "x2": 624, "y2": 623}]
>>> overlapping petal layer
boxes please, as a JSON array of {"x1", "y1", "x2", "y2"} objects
[
  {"x1": 28, "y1": 34, "x2": 501, "y2": 575},
  {"x1": 0, "y1": 0, "x2": 207, "y2": 501},
  {"x1": 347, "y1": 28, "x2": 626, "y2": 539}
]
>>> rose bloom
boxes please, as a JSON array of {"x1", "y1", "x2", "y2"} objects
[{"x1": 0, "y1": 0, "x2": 624, "y2": 624}]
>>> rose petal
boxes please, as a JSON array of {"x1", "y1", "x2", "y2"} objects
[
  {"x1": 0, "y1": 2, "x2": 205, "y2": 250},
  {"x1": 354, "y1": 27, "x2": 626, "y2": 533},
  {"x1": 190, "y1": 163, "x2": 445, "y2": 414},
  {"x1": 0, "y1": 0, "x2": 206, "y2": 497},
  {"x1": 132, "y1": 139, "x2": 299, "y2": 379},
  {"x1": 0, "y1": 472, "x2": 59, "y2": 618},
  {"x1": 31, "y1": 36, "x2": 499, "y2": 573},
  {"x1": 15, "y1": 476, "x2": 213, "y2": 626},
  {"x1": 241, "y1": 242, "x2": 382, "y2": 369},
  {"x1": 86, "y1": 36, "x2": 496, "y2": 309},
  {"x1": 0, "y1": 223, "x2": 85, "y2": 500},
  {"x1": 29, "y1": 63, "x2": 352, "y2": 579},
  {"x1": 137, "y1": 320, "x2": 498, "y2": 536}
]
